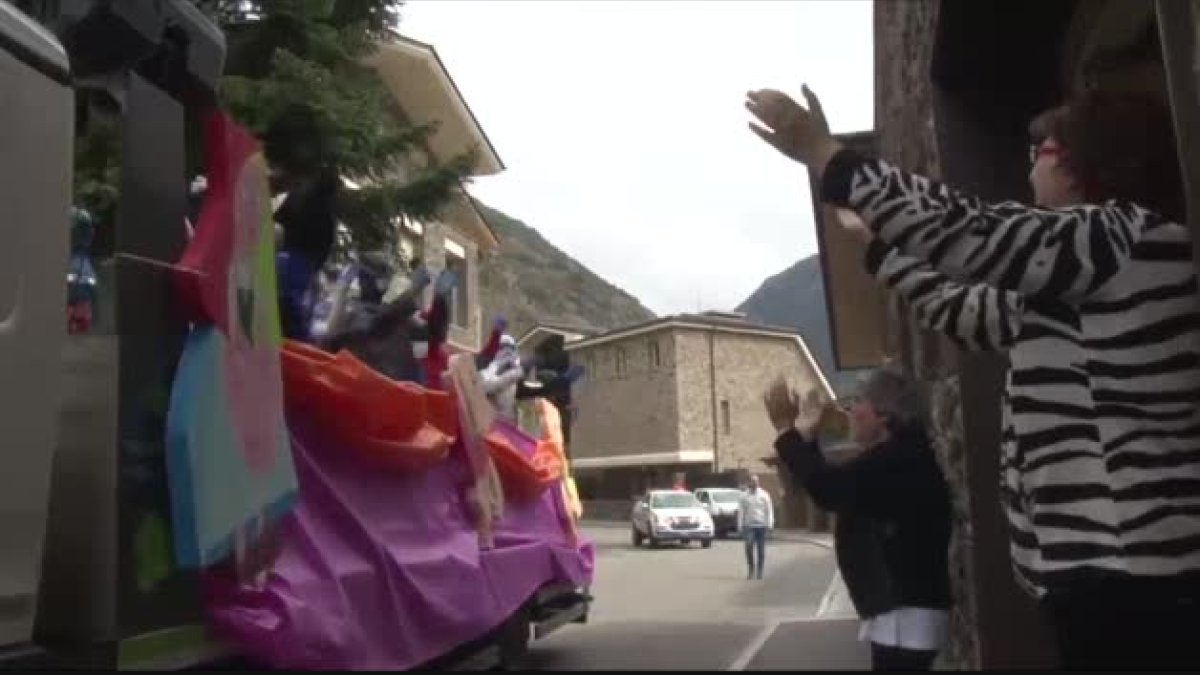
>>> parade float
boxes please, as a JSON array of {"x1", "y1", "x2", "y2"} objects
[{"x1": 174, "y1": 112, "x2": 595, "y2": 664}]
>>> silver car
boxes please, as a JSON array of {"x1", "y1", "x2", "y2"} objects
[{"x1": 631, "y1": 490, "x2": 714, "y2": 548}]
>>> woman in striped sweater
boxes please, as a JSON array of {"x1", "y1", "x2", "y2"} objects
[{"x1": 745, "y1": 86, "x2": 1200, "y2": 669}]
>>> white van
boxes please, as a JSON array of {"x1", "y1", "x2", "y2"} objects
[{"x1": 693, "y1": 487, "x2": 743, "y2": 538}]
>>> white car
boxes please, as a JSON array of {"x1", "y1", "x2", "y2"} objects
[
  {"x1": 631, "y1": 490, "x2": 714, "y2": 548},
  {"x1": 694, "y1": 487, "x2": 743, "y2": 538}
]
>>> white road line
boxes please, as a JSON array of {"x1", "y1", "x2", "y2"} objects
[{"x1": 727, "y1": 620, "x2": 780, "y2": 671}]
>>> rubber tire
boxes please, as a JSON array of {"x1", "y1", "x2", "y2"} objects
[
  {"x1": 701, "y1": 539, "x2": 713, "y2": 549},
  {"x1": 496, "y1": 607, "x2": 531, "y2": 670},
  {"x1": 632, "y1": 526, "x2": 644, "y2": 547}
]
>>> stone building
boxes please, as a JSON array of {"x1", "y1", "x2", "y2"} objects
[
  {"x1": 840, "y1": 0, "x2": 1200, "y2": 668},
  {"x1": 542, "y1": 311, "x2": 835, "y2": 526}
]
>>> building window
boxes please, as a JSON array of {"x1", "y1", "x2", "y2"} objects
[
  {"x1": 647, "y1": 340, "x2": 661, "y2": 368},
  {"x1": 444, "y1": 238, "x2": 469, "y2": 328},
  {"x1": 615, "y1": 347, "x2": 627, "y2": 378},
  {"x1": 398, "y1": 231, "x2": 420, "y2": 267},
  {"x1": 720, "y1": 400, "x2": 731, "y2": 435}
]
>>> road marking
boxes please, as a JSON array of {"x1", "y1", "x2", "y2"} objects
[{"x1": 726, "y1": 620, "x2": 779, "y2": 671}]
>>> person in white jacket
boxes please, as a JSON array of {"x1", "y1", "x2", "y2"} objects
[{"x1": 738, "y1": 475, "x2": 774, "y2": 580}]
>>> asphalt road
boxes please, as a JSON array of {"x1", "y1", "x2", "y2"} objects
[{"x1": 525, "y1": 523, "x2": 869, "y2": 670}]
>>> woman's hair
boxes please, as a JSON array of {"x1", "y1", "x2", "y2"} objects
[
  {"x1": 1029, "y1": 90, "x2": 1185, "y2": 221},
  {"x1": 858, "y1": 367, "x2": 927, "y2": 435}
]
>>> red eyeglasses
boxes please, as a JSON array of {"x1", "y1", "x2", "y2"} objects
[{"x1": 1029, "y1": 138, "x2": 1066, "y2": 165}]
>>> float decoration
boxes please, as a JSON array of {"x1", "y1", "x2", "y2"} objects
[
  {"x1": 66, "y1": 206, "x2": 98, "y2": 334},
  {"x1": 479, "y1": 333, "x2": 524, "y2": 422},
  {"x1": 280, "y1": 339, "x2": 455, "y2": 471},
  {"x1": 320, "y1": 259, "x2": 432, "y2": 383},
  {"x1": 163, "y1": 109, "x2": 298, "y2": 578},
  {"x1": 445, "y1": 353, "x2": 505, "y2": 548}
]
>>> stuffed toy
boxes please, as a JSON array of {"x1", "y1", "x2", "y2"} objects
[
  {"x1": 478, "y1": 334, "x2": 526, "y2": 421},
  {"x1": 475, "y1": 315, "x2": 508, "y2": 370},
  {"x1": 321, "y1": 257, "x2": 431, "y2": 383},
  {"x1": 67, "y1": 206, "x2": 98, "y2": 335},
  {"x1": 416, "y1": 268, "x2": 457, "y2": 390}
]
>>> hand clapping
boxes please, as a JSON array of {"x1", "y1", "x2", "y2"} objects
[
  {"x1": 762, "y1": 376, "x2": 800, "y2": 435},
  {"x1": 763, "y1": 376, "x2": 830, "y2": 441},
  {"x1": 745, "y1": 84, "x2": 843, "y2": 174}
]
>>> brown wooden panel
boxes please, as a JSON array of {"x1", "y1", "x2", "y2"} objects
[
  {"x1": 809, "y1": 132, "x2": 889, "y2": 371},
  {"x1": 1157, "y1": 0, "x2": 1200, "y2": 272}
]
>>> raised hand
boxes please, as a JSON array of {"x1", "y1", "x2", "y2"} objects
[
  {"x1": 762, "y1": 376, "x2": 801, "y2": 435},
  {"x1": 745, "y1": 84, "x2": 842, "y2": 174},
  {"x1": 795, "y1": 388, "x2": 829, "y2": 441}
]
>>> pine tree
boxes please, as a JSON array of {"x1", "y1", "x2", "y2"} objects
[
  {"x1": 203, "y1": 0, "x2": 475, "y2": 251},
  {"x1": 81, "y1": 0, "x2": 474, "y2": 252}
]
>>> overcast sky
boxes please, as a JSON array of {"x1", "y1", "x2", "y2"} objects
[{"x1": 400, "y1": 0, "x2": 874, "y2": 316}]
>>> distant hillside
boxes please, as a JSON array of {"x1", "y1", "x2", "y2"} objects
[
  {"x1": 475, "y1": 201, "x2": 656, "y2": 338},
  {"x1": 736, "y1": 254, "x2": 863, "y2": 395}
]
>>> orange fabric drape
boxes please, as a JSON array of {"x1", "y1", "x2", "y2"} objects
[{"x1": 280, "y1": 340, "x2": 455, "y2": 472}]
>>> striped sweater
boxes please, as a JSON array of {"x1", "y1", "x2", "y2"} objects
[{"x1": 822, "y1": 148, "x2": 1200, "y2": 596}]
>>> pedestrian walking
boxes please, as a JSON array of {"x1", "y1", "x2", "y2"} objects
[{"x1": 738, "y1": 475, "x2": 773, "y2": 580}]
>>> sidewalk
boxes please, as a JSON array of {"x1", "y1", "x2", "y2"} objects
[
  {"x1": 739, "y1": 618, "x2": 870, "y2": 670},
  {"x1": 579, "y1": 520, "x2": 834, "y2": 550}
]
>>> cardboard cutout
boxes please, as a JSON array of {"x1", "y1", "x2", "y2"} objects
[{"x1": 165, "y1": 110, "x2": 298, "y2": 573}]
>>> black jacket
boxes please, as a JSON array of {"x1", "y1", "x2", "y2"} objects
[{"x1": 774, "y1": 427, "x2": 951, "y2": 619}]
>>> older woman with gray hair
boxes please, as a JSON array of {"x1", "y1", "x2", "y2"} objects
[{"x1": 763, "y1": 368, "x2": 951, "y2": 671}]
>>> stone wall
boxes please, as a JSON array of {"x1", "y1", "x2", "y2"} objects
[
  {"x1": 570, "y1": 331, "x2": 681, "y2": 460},
  {"x1": 704, "y1": 330, "x2": 829, "y2": 472},
  {"x1": 674, "y1": 328, "x2": 833, "y2": 528},
  {"x1": 671, "y1": 329, "x2": 716, "y2": 455},
  {"x1": 874, "y1": 0, "x2": 981, "y2": 668},
  {"x1": 573, "y1": 326, "x2": 826, "y2": 466}
]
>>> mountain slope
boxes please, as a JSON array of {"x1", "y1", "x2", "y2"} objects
[
  {"x1": 475, "y1": 201, "x2": 656, "y2": 338},
  {"x1": 736, "y1": 254, "x2": 862, "y2": 395}
]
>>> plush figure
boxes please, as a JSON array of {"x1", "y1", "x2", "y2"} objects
[
  {"x1": 475, "y1": 315, "x2": 508, "y2": 370},
  {"x1": 478, "y1": 334, "x2": 525, "y2": 421},
  {"x1": 67, "y1": 206, "x2": 98, "y2": 335},
  {"x1": 322, "y1": 257, "x2": 431, "y2": 383},
  {"x1": 516, "y1": 362, "x2": 585, "y2": 402},
  {"x1": 417, "y1": 268, "x2": 457, "y2": 390},
  {"x1": 516, "y1": 336, "x2": 586, "y2": 451},
  {"x1": 274, "y1": 167, "x2": 339, "y2": 342}
]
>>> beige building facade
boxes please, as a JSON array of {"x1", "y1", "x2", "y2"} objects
[
  {"x1": 366, "y1": 36, "x2": 504, "y2": 353},
  {"x1": 556, "y1": 312, "x2": 835, "y2": 527}
]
